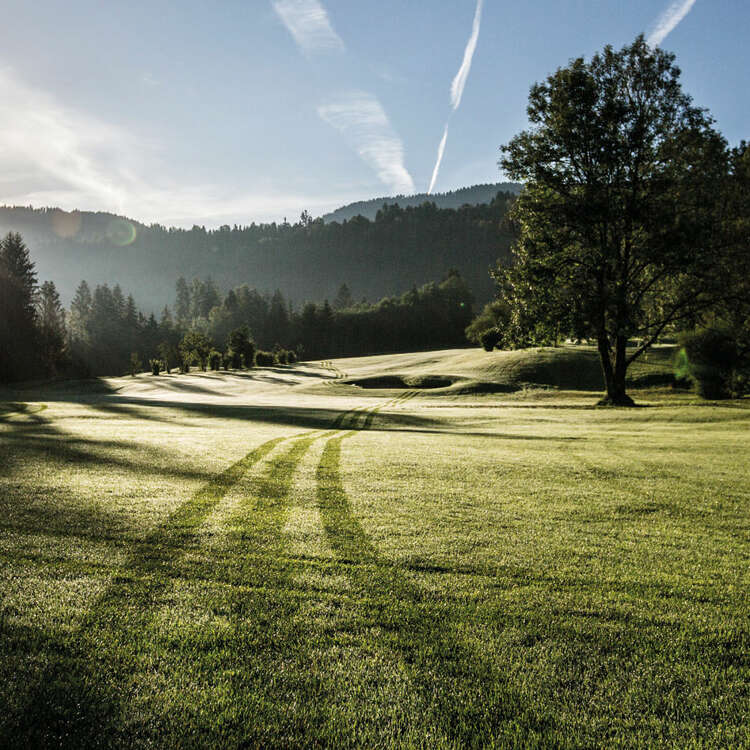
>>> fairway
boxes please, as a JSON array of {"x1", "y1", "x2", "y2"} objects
[{"x1": 1, "y1": 351, "x2": 748, "y2": 748}]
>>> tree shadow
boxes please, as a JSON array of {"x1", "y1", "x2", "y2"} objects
[
  {"x1": 1, "y1": 434, "x2": 292, "y2": 748},
  {"x1": 313, "y1": 432, "x2": 543, "y2": 744}
]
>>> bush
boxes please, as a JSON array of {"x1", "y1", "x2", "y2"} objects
[
  {"x1": 287, "y1": 349, "x2": 297, "y2": 364},
  {"x1": 254, "y1": 350, "x2": 276, "y2": 367},
  {"x1": 208, "y1": 350, "x2": 222, "y2": 371},
  {"x1": 149, "y1": 359, "x2": 162, "y2": 376},
  {"x1": 227, "y1": 327, "x2": 255, "y2": 370},
  {"x1": 466, "y1": 300, "x2": 510, "y2": 346},
  {"x1": 480, "y1": 328, "x2": 503, "y2": 352},
  {"x1": 678, "y1": 328, "x2": 739, "y2": 399},
  {"x1": 129, "y1": 352, "x2": 142, "y2": 377},
  {"x1": 276, "y1": 349, "x2": 288, "y2": 365}
]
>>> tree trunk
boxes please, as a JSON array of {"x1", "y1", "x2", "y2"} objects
[{"x1": 597, "y1": 333, "x2": 635, "y2": 406}]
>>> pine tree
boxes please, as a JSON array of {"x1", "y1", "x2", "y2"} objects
[
  {"x1": 160, "y1": 305, "x2": 173, "y2": 328},
  {"x1": 0, "y1": 232, "x2": 39, "y2": 381},
  {"x1": 333, "y1": 283, "x2": 354, "y2": 310},
  {"x1": 112, "y1": 284, "x2": 126, "y2": 320},
  {"x1": 38, "y1": 281, "x2": 67, "y2": 376},
  {"x1": 69, "y1": 280, "x2": 92, "y2": 339},
  {"x1": 175, "y1": 277, "x2": 191, "y2": 324},
  {"x1": 68, "y1": 280, "x2": 93, "y2": 374},
  {"x1": 267, "y1": 290, "x2": 289, "y2": 344}
]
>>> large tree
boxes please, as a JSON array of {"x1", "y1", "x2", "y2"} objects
[
  {"x1": 498, "y1": 36, "x2": 739, "y2": 405},
  {"x1": 0, "y1": 232, "x2": 38, "y2": 381},
  {"x1": 37, "y1": 281, "x2": 67, "y2": 377}
]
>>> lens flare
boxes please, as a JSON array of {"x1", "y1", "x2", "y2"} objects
[
  {"x1": 50, "y1": 209, "x2": 82, "y2": 238},
  {"x1": 106, "y1": 218, "x2": 137, "y2": 247}
]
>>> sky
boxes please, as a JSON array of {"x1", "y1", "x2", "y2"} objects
[{"x1": 0, "y1": 0, "x2": 747, "y2": 227}]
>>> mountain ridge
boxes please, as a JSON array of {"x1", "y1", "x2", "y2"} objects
[
  {"x1": 322, "y1": 182, "x2": 522, "y2": 222},
  {"x1": 0, "y1": 185, "x2": 518, "y2": 311}
]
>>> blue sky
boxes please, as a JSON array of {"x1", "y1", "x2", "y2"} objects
[{"x1": 0, "y1": 0, "x2": 747, "y2": 226}]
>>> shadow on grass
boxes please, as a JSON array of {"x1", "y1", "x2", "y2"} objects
[
  {"x1": 0, "y1": 433, "x2": 295, "y2": 748},
  {"x1": 0, "y1": 419, "x2": 218, "y2": 484},
  {"x1": 86, "y1": 396, "x2": 441, "y2": 431},
  {"x1": 314, "y1": 432, "x2": 549, "y2": 745}
]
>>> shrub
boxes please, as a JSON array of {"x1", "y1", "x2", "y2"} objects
[
  {"x1": 242, "y1": 345, "x2": 257, "y2": 368},
  {"x1": 678, "y1": 328, "x2": 739, "y2": 399},
  {"x1": 466, "y1": 300, "x2": 510, "y2": 346},
  {"x1": 254, "y1": 350, "x2": 276, "y2": 367},
  {"x1": 208, "y1": 350, "x2": 222, "y2": 371},
  {"x1": 129, "y1": 352, "x2": 142, "y2": 377},
  {"x1": 276, "y1": 349, "x2": 288, "y2": 365},
  {"x1": 287, "y1": 349, "x2": 297, "y2": 364},
  {"x1": 180, "y1": 330, "x2": 212, "y2": 371},
  {"x1": 480, "y1": 328, "x2": 503, "y2": 352},
  {"x1": 227, "y1": 327, "x2": 255, "y2": 369},
  {"x1": 149, "y1": 359, "x2": 162, "y2": 376}
]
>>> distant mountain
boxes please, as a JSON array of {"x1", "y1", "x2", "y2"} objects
[
  {"x1": 0, "y1": 189, "x2": 517, "y2": 312},
  {"x1": 322, "y1": 182, "x2": 523, "y2": 223}
]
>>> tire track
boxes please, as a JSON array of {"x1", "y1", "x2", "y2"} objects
[
  {"x1": 2, "y1": 431, "x2": 306, "y2": 747},
  {"x1": 3, "y1": 389, "x2": 419, "y2": 745},
  {"x1": 122, "y1": 432, "x2": 331, "y2": 746},
  {"x1": 314, "y1": 429, "x2": 519, "y2": 744},
  {"x1": 361, "y1": 389, "x2": 418, "y2": 430},
  {"x1": 320, "y1": 360, "x2": 346, "y2": 384}
]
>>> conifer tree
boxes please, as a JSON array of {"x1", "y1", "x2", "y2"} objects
[
  {"x1": 38, "y1": 281, "x2": 67, "y2": 376},
  {"x1": 175, "y1": 277, "x2": 191, "y2": 324},
  {"x1": 0, "y1": 232, "x2": 39, "y2": 381}
]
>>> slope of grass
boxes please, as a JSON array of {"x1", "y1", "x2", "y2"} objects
[
  {"x1": 1, "y1": 353, "x2": 748, "y2": 748},
  {"x1": 337, "y1": 344, "x2": 679, "y2": 396}
]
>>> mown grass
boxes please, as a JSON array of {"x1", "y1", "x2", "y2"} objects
[{"x1": 0, "y1": 356, "x2": 748, "y2": 748}]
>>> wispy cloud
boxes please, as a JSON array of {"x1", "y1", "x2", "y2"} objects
[
  {"x1": 318, "y1": 92, "x2": 415, "y2": 195},
  {"x1": 0, "y1": 67, "x2": 349, "y2": 227},
  {"x1": 427, "y1": 124, "x2": 449, "y2": 195},
  {"x1": 428, "y1": 0, "x2": 484, "y2": 194},
  {"x1": 271, "y1": 0, "x2": 344, "y2": 55},
  {"x1": 647, "y1": 0, "x2": 697, "y2": 47},
  {"x1": 450, "y1": 0, "x2": 484, "y2": 111},
  {"x1": 0, "y1": 66, "x2": 142, "y2": 214}
]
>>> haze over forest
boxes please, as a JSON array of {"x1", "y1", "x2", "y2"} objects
[{"x1": 0, "y1": 184, "x2": 518, "y2": 310}]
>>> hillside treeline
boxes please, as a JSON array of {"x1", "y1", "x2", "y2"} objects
[
  {"x1": 0, "y1": 192, "x2": 515, "y2": 310},
  {"x1": 0, "y1": 234, "x2": 67, "y2": 382},
  {"x1": 1, "y1": 231, "x2": 473, "y2": 380},
  {"x1": 322, "y1": 182, "x2": 522, "y2": 222}
]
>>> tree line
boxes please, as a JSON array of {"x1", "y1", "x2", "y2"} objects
[
  {"x1": 322, "y1": 182, "x2": 521, "y2": 222},
  {"x1": 0, "y1": 233, "x2": 67, "y2": 382},
  {"x1": 0, "y1": 193, "x2": 516, "y2": 311},
  {"x1": 1, "y1": 232, "x2": 474, "y2": 381}
]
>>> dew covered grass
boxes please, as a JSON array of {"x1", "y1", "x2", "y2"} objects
[{"x1": 0, "y1": 353, "x2": 748, "y2": 748}]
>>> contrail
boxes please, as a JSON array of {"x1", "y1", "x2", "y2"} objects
[
  {"x1": 318, "y1": 91, "x2": 415, "y2": 195},
  {"x1": 450, "y1": 0, "x2": 484, "y2": 111},
  {"x1": 272, "y1": 0, "x2": 344, "y2": 55},
  {"x1": 647, "y1": 0, "x2": 697, "y2": 46},
  {"x1": 427, "y1": 124, "x2": 449, "y2": 195},
  {"x1": 428, "y1": 0, "x2": 484, "y2": 194}
]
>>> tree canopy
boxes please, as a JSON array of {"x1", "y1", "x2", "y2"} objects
[{"x1": 497, "y1": 36, "x2": 746, "y2": 404}]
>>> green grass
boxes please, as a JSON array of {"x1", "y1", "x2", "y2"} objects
[
  {"x1": 0, "y1": 351, "x2": 748, "y2": 748},
  {"x1": 335, "y1": 343, "x2": 681, "y2": 396}
]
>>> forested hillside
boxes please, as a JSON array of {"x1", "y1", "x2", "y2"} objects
[
  {"x1": 322, "y1": 182, "x2": 522, "y2": 222},
  {"x1": 0, "y1": 191, "x2": 516, "y2": 310}
]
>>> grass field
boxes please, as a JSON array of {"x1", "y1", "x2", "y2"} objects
[{"x1": 1, "y1": 347, "x2": 748, "y2": 748}]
